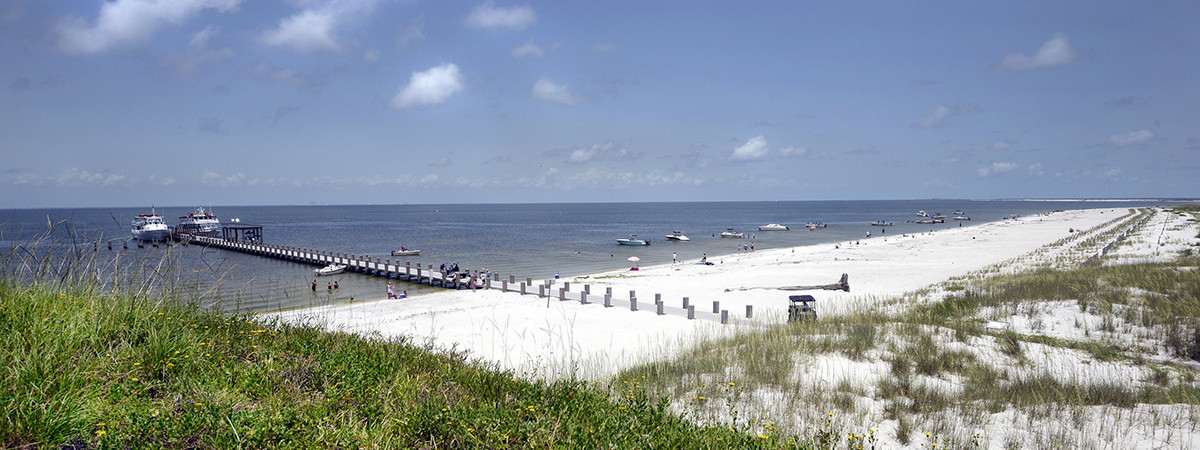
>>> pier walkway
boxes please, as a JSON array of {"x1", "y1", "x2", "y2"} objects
[{"x1": 177, "y1": 235, "x2": 743, "y2": 324}]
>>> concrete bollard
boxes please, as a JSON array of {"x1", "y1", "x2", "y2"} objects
[
  {"x1": 683, "y1": 297, "x2": 690, "y2": 309},
  {"x1": 606, "y1": 287, "x2": 613, "y2": 296},
  {"x1": 510, "y1": 274, "x2": 515, "y2": 283},
  {"x1": 559, "y1": 288, "x2": 565, "y2": 301},
  {"x1": 655, "y1": 293, "x2": 662, "y2": 304},
  {"x1": 584, "y1": 285, "x2": 591, "y2": 295},
  {"x1": 538, "y1": 285, "x2": 545, "y2": 298},
  {"x1": 721, "y1": 310, "x2": 729, "y2": 324},
  {"x1": 502, "y1": 280, "x2": 508, "y2": 292},
  {"x1": 520, "y1": 282, "x2": 526, "y2": 295},
  {"x1": 631, "y1": 297, "x2": 638, "y2": 311},
  {"x1": 580, "y1": 292, "x2": 588, "y2": 304},
  {"x1": 630, "y1": 290, "x2": 637, "y2": 302},
  {"x1": 527, "y1": 277, "x2": 532, "y2": 286},
  {"x1": 656, "y1": 302, "x2": 664, "y2": 316},
  {"x1": 604, "y1": 294, "x2": 612, "y2": 308},
  {"x1": 746, "y1": 305, "x2": 753, "y2": 318},
  {"x1": 713, "y1": 301, "x2": 720, "y2": 314},
  {"x1": 564, "y1": 282, "x2": 570, "y2": 291},
  {"x1": 687, "y1": 305, "x2": 695, "y2": 320}
]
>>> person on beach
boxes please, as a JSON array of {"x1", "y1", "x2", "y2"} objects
[
  {"x1": 673, "y1": 252, "x2": 677, "y2": 263},
  {"x1": 387, "y1": 282, "x2": 396, "y2": 299},
  {"x1": 401, "y1": 290, "x2": 407, "y2": 299}
]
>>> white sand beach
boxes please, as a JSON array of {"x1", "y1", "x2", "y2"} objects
[
  {"x1": 267, "y1": 208, "x2": 1136, "y2": 377},
  {"x1": 267, "y1": 206, "x2": 1200, "y2": 448}
]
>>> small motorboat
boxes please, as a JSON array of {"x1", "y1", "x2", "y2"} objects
[
  {"x1": 391, "y1": 248, "x2": 421, "y2": 256},
  {"x1": 758, "y1": 223, "x2": 789, "y2": 231},
  {"x1": 617, "y1": 235, "x2": 650, "y2": 246},
  {"x1": 665, "y1": 231, "x2": 690, "y2": 241},
  {"x1": 954, "y1": 210, "x2": 965, "y2": 216},
  {"x1": 805, "y1": 221, "x2": 827, "y2": 229},
  {"x1": 953, "y1": 216, "x2": 971, "y2": 221},
  {"x1": 914, "y1": 219, "x2": 944, "y2": 224},
  {"x1": 916, "y1": 210, "x2": 929, "y2": 217},
  {"x1": 720, "y1": 229, "x2": 744, "y2": 238},
  {"x1": 870, "y1": 219, "x2": 893, "y2": 226},
  {"x1": 931, "y1": 213, "x2": 947, "y2": 220},
  {"x1": 314, "y1": 264, "x2": 346, "y2": 276}
]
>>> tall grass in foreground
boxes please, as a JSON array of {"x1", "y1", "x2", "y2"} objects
[{"x1": 2, "y1": 233, "x2": 821, "y2": 448}]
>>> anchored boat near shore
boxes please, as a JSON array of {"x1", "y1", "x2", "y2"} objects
[
  {"x1": 616, "y1": 235, "x2": 651, "y2": 246},
  {"x1": 131, "y1": 210, "x2": 170, "y2": 242}
]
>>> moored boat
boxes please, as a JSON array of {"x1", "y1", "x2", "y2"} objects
[
  {"x1": 805, "y1": 220, "x2": 827, "y2": 229},
  {"x1": 953, "y1": 215, "x2": 971, "y2": 221},
  {"x1": 720, "y1": 229, "x2": 744, "y2": 238},
  {"x1": 131, "y1": 209, "x2": 171, "y2": 242},
  {"x1": 758, "y1": 223, "x2": 789, "y2": 231},
  {"x1": 917, "y1": 210, "x2": 929, "y2": 217},
  {"x1": 315, "y1": 263, "x2": 346, "y2": 276},
  {"x1": 176, "y1": 207, "x2": 220, "y2": 237},
  {"x1": 617, "y1": 235, "x2": 650, "y2": 246},
  {"x1": 665, "y1": 231, "x2": 690, "y2": 241},
  {"x1": 870, "y1": 219, "x2": 893, "y2": 226},
  {"x1": 391, "y1": 246, "x2": 421, "y2": 256}
]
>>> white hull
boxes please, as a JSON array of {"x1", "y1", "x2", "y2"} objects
[
  {"x1": 391, "y1": 250, "x2": 421, "y2": 256},
  {"x1": 665, "y1": 235, "x2": 690, "y2": 241},
  {"x1": 758, "y1": 224, "x2": 789, "y2": 231},
  {"x1": 131, "y1": 211, "x2": 170, "y2": 241},
  {"x1": 132, "y1": 229, "x2": 171, "y2": 241},
  {"x1": 315, "y1": 264, "x2": 346, "y2": 276},
  {"x1": 720, "y1": 232, "x2": 744, "y2": 239}
]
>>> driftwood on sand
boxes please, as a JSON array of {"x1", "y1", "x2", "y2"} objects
[{"x1": 725, "y1": 273, "x2": 849, "y2": 292}]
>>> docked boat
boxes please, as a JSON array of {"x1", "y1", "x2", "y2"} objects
[
  {"x1": 720, "y1": 229, "x2": 744, "y2": 238},
  {"x1": 665, "y1": 231, "x2": 690, "y2": 241},
  {"x1": 805, "y1": 220, "x2": 827, "y2": 229},
  {"x1": 314, "y1": 263, "x2": 346, "y2": 276},
  {"x1": 131, "y1": 210, "x2": 171, "y2": 242},
  {"x1": 758, "y1": 223, "x2": 789, "y2": 231},
  {"x1": 391, "y1": 247, "x2": 421, "y2": 256},
  {"x1": 617, "y1": 235, "x2": 650, "y2": 246},
  {"x1": 870, "y1": 219, "x2": 893, "y2": 226},
  {"x1": 176, "y1": 207, "x2": 220, "y2": 237}
]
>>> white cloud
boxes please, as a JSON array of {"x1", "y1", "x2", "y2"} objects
[
  {"x1": 511, "y1": 41, "x2": 543, "y2": 58},
  {"x1": 189, "y1": 25, "x2": 217, "y2": 48},
  {"x1": 531, "y1": 77, "x2": 580, "y2": 105},
  {"x1": 977, "y1": 161, "x2": 1018, "y2": 177},
  {"x1": 389, "y1": 63, "x2": 465, "y2": 109},
  {"x1": 58, "y1": 0, "x2": 242, "y2": 53},
  {"x1": 990, "y1": 140, "x2": 1012, "y2": 151},
  {"x1": 730, "y1": 135, "x2": 769, "y2": 161},
  {"x1": 995, "y1": 33, "x2": 1078, "y2": 71},
  {"x1": 915, "y1": 105, "x2": 951, "y2": 128},
  {"x1": 465, "y1": 1, "x2": 535, "y2": 30},
  {"x1": 168, "y1": 25, "x2": 233, "y2": 74},
  {"x1": 1108, "y1": 129, "x2": 1155, "y2": 147},
  {"x1": 260, "y1": 0, "x2": 382, "y2": 53},
  {"x1": 397, "y1": 18, "x2": 424, "y2": 48},
  {"x1": 261, "y1": 9, "x2": 339, "y2": 53},
  {"x1": 779, "y1": 145, "x2": 809, "y2": 157},
  {"x1": 567, "y1": 143, "x2": 615, "y2": 163}
]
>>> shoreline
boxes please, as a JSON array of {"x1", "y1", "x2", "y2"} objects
[{"x1": 266, "y1": 206, "x2": 1133, "y2": 379}]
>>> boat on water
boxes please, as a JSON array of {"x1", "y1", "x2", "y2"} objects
[
  {"x1": 131, "y1": 210, "x2": 171, "y2": 242},
  {"x1": 315, "y1": 264, "x2": 346, "y2": 276},
  {"x1": 805, "y1": 220, "x2": 827, "y2": 229},
  {"x1": 391, "y1": 248, "x2": 422, "y2": 256},
  {"x1": 665, "y1": 231, "x2": 690, "y2": 241},
  {"x1": 954, "y1": 210, "x2": 965, "y2": 215},
  {"x1": 758, "y1": 223, "x2": 789, "y2": 231},
  {"x1": 616, "y1": 235, "x2": 650, "y2": 246},
  {"x1": 953, "y1": 215, "x2": 971, "y2": 221},
  {"x1": 931, "y1": 213, "x2": 947, "y2": 220},
  {"x1": 914, "y1": 218, "x2": 944, "y2": 224},
  {"x1": 176, "y1": 207, "x2": 220, "y2": 237},
  {"x1": 720, "y1": 229, "x2": 744, "y2": 238},
  {"x1": 917, "y1": 210, "x2": 929, "y2": 217},
  {"x1": 870, "y1": 219, "x2": 893, "y2": 226}
]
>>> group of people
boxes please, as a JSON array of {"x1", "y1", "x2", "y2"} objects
[
  {"x1": 387, "y1": 282, "x2": 407, "y2": 299},
  {"x1": 311, "y1": 279, "x2": 339, "y2": 291}
]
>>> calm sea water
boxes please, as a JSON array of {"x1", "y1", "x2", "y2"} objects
[{"x1": 0, "y1": 200, "x2": 1164, "y2": 312}]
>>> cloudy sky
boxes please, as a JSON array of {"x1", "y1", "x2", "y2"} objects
[{"x1": 2, "y1": 1, "x2": 1197, "y2": 208}]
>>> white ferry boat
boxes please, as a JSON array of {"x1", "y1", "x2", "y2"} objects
[
  {"x1": 131, "y1": 210, "x2": 170, "y2": 242},
  {"x1": 176, "y1": 207, "x2": 221, "y2": 236}
]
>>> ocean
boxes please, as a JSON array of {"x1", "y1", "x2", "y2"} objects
[{"x1": 0, "y1": 200, "x2": 1166, "y2": 313}]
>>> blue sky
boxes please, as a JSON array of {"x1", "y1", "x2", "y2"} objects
[{"x1": 2, "y1": 1, "x2": 1197, "y2": 208}]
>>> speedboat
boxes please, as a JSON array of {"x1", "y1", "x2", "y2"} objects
[
  {"x1": 315, "y1": 263, "x2": 346, "y2": 276},
  {"x1": 391, "y1": 247, "x2": 421, "y2": 256},
  {"x1": 870, "y1": 219, "x2": 893, "y2": 226},
  {"x1": 131, "y1": 210, "x2": 171, "y2": 242},
  {"x1": 665, "y1": 231, "x2": 690, "y2": 241},
  {"x1": 617, "y1": 235, "x2": 650, "y2": 246},
  {"x1": 805, "y1": 220, "x2": 827, "y2": 229},
  {"x1": 917, "y1": 210, "x2": 929, "y2": 217},
  {"x1": 954, "y1": 210, "x2": 965, "y2": 216},
  {"x1": 176, "y1": 207, "x2": 220, "y2": 237},
  {"x1": 953, "y1": 215, "x2": 971, "y2": 221},
  {"x1": 720, "y1": 229, "x2": 744, "y2": 238},
  {"x1": 914, "y1": 218, "x2": 944, "y2": 224},
  {"x1": 931, "y1": 213, "x2": 947, "y2": 220},
  {"x1": 758, "y1": 223, "x2": 789, "y2": 231}
]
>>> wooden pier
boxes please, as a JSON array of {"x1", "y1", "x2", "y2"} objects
[{"x1": 176, "y1": 234, "x2": 738, "y2": 324}]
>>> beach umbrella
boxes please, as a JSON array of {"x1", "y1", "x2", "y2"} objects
[{"x1": 627, "y1": 256, "x2": 640, "y2": 269}]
